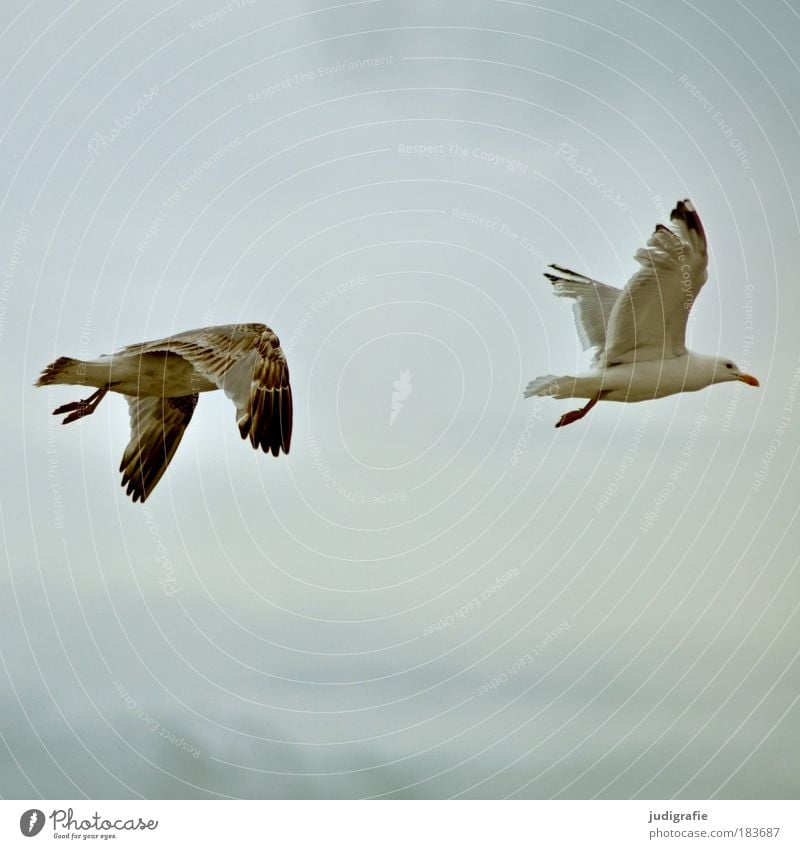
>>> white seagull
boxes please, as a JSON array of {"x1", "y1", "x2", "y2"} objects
[
  {"x1": 524, "y1": 199, "x2": 759, "y2": 427},
  {"x1": 36, "y1": 323, "x2": 292, "y2": 502}
]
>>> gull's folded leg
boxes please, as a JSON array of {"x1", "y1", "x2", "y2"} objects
[
  {"x1": 53, "y1": 388, "x2": 108, "y2": 425},
  {"x1": 555, "y1": 392, "x2": 602, "y2": 428}
]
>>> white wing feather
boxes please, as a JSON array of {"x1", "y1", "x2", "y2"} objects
[
  {"x1": 545, "y1": 265, "x2": 622, "y2": 366},
  {"x1": 602, "y1": 200, "x2": 708, "y2": 366}
]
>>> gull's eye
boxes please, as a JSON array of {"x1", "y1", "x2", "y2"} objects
[{"x1": 725, "y1": 363, "x2": 733, "y2": 369}]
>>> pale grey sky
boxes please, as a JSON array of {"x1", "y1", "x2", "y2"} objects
[{"x1": 1, "y1": 0, "x2": 799, "y2": 799}]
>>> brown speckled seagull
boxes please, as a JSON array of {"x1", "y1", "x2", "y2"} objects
[{"x1": 36, "y1": 323, "x2": 292, "y2": 502}]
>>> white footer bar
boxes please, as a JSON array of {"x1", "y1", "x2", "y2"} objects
[{"x1": 3, "y1": 800, "x2": 797, "y2": 847}]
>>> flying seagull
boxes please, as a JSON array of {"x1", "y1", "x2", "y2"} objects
[
  {"x1": 36, "y1": 323, "x2": 292, "y2": 502},
  {"x1": 524, "y1": 199, "x2": 759, "y2": 427}
]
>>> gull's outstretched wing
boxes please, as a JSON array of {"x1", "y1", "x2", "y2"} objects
[
  {"x1": 120, "y1": 395, "x2": 198, "y2": 503},
  {"x1": 116, "y1": 323, "x2": 292, "y2": 456},
  {"x1": 545, "y1": 264, "x2": 622, "y2": 366},
  {"x1": 602, "y1": 199, "x2": 708, "y2": 366}
]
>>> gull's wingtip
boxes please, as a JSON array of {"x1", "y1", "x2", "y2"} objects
[
  {"x1": 672, "y1": 198, "x2": 695, "y2": 217},
  {"x1": 670, "y1": 198, "x2": 706, "y2": 244}
]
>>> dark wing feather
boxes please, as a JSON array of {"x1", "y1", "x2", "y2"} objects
[
  {"x1": 120, "y1": 394, "x2": 197, "y2": 503},
  {"x1": 238, "y1": 344, "x2": 292, "y2": 455}
]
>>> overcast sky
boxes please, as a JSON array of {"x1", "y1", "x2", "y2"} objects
[{"x1": 1, "y1": 0, "x2": 799, "y2": 799}]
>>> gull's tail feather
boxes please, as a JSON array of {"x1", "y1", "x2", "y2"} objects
[
  {"x1": 35, "y1": 356, "x2": 82, "y2": 386},
  {"x1": 524, "y1": 374, "x2": 577, "y2": 399},
  {"x1": 36, "y1": 356, "x2": 112, "y2": 389}
]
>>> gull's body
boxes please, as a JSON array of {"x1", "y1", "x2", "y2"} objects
[
  {"x1": 36, "y1": 323, "x2": 292, "y2": 502},
  {"x1": 524, "y1": 199, "x2": 759, "y2": 427}
]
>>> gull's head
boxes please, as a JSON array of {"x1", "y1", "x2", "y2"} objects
[{"x1": 711, "y1": 356, "x2": 760, "y2": 388}]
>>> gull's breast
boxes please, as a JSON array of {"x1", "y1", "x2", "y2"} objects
[{"x1": 600, "y1": 356, "x2": 700, "y2": 402}]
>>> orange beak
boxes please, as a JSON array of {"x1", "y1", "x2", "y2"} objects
[{"x1": 737, "y1": 373, "x2": 760, "y2": 387}]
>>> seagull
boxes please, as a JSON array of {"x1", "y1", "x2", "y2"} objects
[
  {"x1": 36, "y1": 323, "x2": 292, "y2": 502},
  {"x1": 524, "y1": 199, "x2": 759, "y2": 427}
]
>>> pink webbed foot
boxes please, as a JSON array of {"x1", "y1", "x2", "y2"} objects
[{"x1": 554, "y1": 392, "x2": 602, "y2": 428}]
